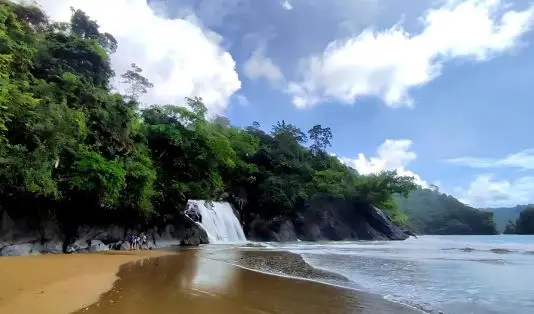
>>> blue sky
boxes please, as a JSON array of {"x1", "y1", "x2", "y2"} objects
[{"x1": 38, "y1": 0, "x2": 534, "y2": 208}]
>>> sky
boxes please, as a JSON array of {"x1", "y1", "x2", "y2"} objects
[{"x1": 32, "y1": 0, "x2": 534, "y2": 208}]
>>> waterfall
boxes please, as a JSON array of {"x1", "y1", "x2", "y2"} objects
[{"x1": 185, "y1": 200, "x2": 247, "y2": 243}]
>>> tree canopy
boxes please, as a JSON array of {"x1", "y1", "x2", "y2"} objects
[
  {"x1": 0, "y1": 2, "x2": 418, "y2": 230},
  {"x1": 513, "y1": 207, "x2": 534, "y2": 234}
]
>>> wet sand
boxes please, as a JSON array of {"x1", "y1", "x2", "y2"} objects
[
  {"x1": 75, "y1": 248, "x2": 418, "y2": 314},
  {"x1": 202, "y1": 246, "x2": 351, "y2": 283},
  {"x1": 1, "y1": 247, "x2": 419, "y2": 314},
  {"x1": 0, "y1": 250, "x2": 171, "y2": 314}
]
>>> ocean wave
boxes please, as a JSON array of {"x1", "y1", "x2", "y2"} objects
[
  {"x1": 206, "y1": 247, "x2": 428, "y2": 314},
  {"x1": 441, "y1": 247, "x2": 532, "y2": 254}
]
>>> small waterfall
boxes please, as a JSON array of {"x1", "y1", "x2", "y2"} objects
[{"x1": 185, "y1": 200, "x2": 247, "y2": 243}]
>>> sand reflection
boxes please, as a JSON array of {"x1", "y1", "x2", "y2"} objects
[{"x1": 73, "y1": 248, "x2": 415, "y2": 314}]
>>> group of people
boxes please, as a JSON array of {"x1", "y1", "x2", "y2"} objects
[{"x1": 126, "y1": 233, "x2": 148, "y2": 250}]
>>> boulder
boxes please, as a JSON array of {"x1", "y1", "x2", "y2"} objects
[
  {"x1": 41, "y1": 240, "x2": 64, "y2": 254},
  {"x1": 88, "y1": 240, "x2": 109, "y2": 252},
  {"x1": 109, "y1": 240, "x2": 131, "y2": 251},
  {"x1": 180, "y1": 226, "x2": 208, "y2": 246},
  {"x1": 0, "y1": 243, "x2": 42, "y2": 256},
  {"x1": 65, "y1": 238, "x2": 89, "y2": 253},
  {"x1": 179, "y1": 216, "x2": 209, "y2": 246}
]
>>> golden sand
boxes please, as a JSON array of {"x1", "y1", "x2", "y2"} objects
[
  {"x1": 0, "y1": 250, "x2": 171, "y2": 314},
  {"x1": 0, "y1": 248, "x2": 416, "y2": 314}
]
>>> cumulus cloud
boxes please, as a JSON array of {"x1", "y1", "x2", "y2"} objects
[
  {"x1": 243, "y1": 46, "x2": 284, "y2": 85},
  {"x1": 35, "y1": 0, "x2": 241, "y2": 115},
  {"x1": 338, "y1": 139, "x2": 428, "y2": 187},
  {"x1": 281, "y1": 0, "x2": 293, "y2": 11},
  {"x1": 445, "y1": 148, "x2": 534, "y2": 169},
  {"x1": 455, "y1": 174, "x2": 534, "y2": 207},
  {"x1": 288, "y1": 0, "x2": 534, "y2": 108}
]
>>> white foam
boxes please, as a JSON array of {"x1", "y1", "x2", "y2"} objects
[{"x1": 186, "y1": 200, "x2": 247, "y2": 243}]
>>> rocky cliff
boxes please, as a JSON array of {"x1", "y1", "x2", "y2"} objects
[
  {"x1": 247, "y1": 195, "x2": 410, "y2": 242},
  {"x1": 1, "y1": 195, "x2": 411, "y2": 256},
  {"x1": 0, "y1": 208, "x2": 208, "y2": 256}
]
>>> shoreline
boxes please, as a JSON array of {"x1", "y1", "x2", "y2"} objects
[
  {"x1": 200, "y1": 247, "x2": 426, "y2": 313},
  {"x1": 0, "y1": 250, "x2": 173, "y2": 314},
  {"x1": 1, "y1": 246, "x2": 421, "y2": 314}
]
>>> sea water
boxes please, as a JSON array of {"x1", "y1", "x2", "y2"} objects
[{"x1": 262, "y1": 235, "x2": 534, "y2": 314}]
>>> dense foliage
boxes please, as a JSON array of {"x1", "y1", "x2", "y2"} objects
[
  {"x1": 515, "y1": 208, "x2": 534, "y2": 234},
  {"x1": 482, "y1": 205, "x2": 529, "y2": 233},
  {"x1": 0, "y1": 2, "x2": 417, "y2": 231},
  {"x1": 395, "y1": 189, "x2": 498, "y2": 235},
  {"x1": 503, "y1": 207, "x2": 534, "y2": 234},
  {"x1": 503, "y1": 220, "x2": 516, "y2": 234}
]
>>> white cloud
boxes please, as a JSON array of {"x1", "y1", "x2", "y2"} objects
[
  {"x1": 338, "y1": 139, "x2": 428, "y2": 187},
  {"x1": 288, "y1": 0, "x2": 534, "y2": 108},
  {"x1": 243, "y1": 46, "x2": 284, "y2": 85},
  {"x1": 234, "y1": 94, "x2": 250, "y2": 106},
  {"x1": 455, "y1": 174, "x2": 534, "y2": 207},
  {"x1": 445, "y1": 148, "x2": 534, "y2": 169},
  {"x1": 35, "y1": 0, "x2": 241, "y2": 115},
  {"x1": 281, "y1": 0, "x2": 293, "y2": 11}
]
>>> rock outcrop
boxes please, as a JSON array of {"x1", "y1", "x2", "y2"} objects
[
  {"x1": 0, "y1": 209, "x2": 209, "y2": 256},
  {"x1": 247, "y1": 218, "x2": 298, "y2": 242},
  {"x1": 248, "y1": 195, "x2": 409, "y2": 242}
]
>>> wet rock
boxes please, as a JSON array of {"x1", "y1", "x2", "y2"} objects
[
  {"x1": 180, "y1": 217, "x2": 209, "y2": 246},
  {"x1": 184, "y1": 203, "x2": 202, "y2": 223},
  {"x1": 403, "y1": 229, "x2": 418, "y2": 238}
]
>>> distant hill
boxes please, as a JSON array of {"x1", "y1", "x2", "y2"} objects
[
  {"x1": 395, "y1": 189, "x2": 498, "y2": 235},
  {"x1": 482, "y1": 205, "x2": 532, "y2": 233}
]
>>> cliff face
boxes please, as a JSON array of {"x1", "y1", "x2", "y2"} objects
[
  {"x1": 247, "y1": 195, "x2": 409, "y2": 242},
  {"x1": 0, "y1": 208, "x2": 208, "y2": 256},
  {"x1": 1, "y1": 195, "x2": 409, "y2": 256}
]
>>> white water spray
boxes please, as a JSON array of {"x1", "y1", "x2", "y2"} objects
[{"x1": 185, "y1": 200, "x2": 247, "y2": 243}]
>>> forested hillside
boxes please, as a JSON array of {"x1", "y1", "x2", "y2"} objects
[
  {"x1": 0, "y1": 1, "x2": 417, "y2": 237},
  {"x1": 502, "y1": 207, "x2": 534, "y2": 235},
  {"x1": 395, "y1": 189, "x2": 498, "y2": 235},
  {"x1": 482, "y1": 205, "x2": 529, "y2": 233}
]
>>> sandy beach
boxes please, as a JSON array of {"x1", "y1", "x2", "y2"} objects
[
  {"x1": 0, "y1": 247, "x2": 418, "y2": 314},
  {"x1": 0, "y1": 250, "x2": 171, "y2": 314}
]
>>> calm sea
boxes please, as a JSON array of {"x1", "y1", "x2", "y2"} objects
[{"x1": 260, "y1": 235, "x2": 534, "y2": 314}]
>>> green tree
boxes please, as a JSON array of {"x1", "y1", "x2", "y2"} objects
[
  {"x1": 503, "y1": 220, "x2": 516, "y2": 234},
  {"x1": 308, "y1": 124, "x2": 332, "y2": 154},
  {"x1": 0, "y1": 1, "x2": 421, "y2": 238},
  {"x1": 515, "y1": 207, "x2": 534, "y2": 234},
  {"x1": 120, "y1": 63, "x2": 153, "y2": 101}
]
